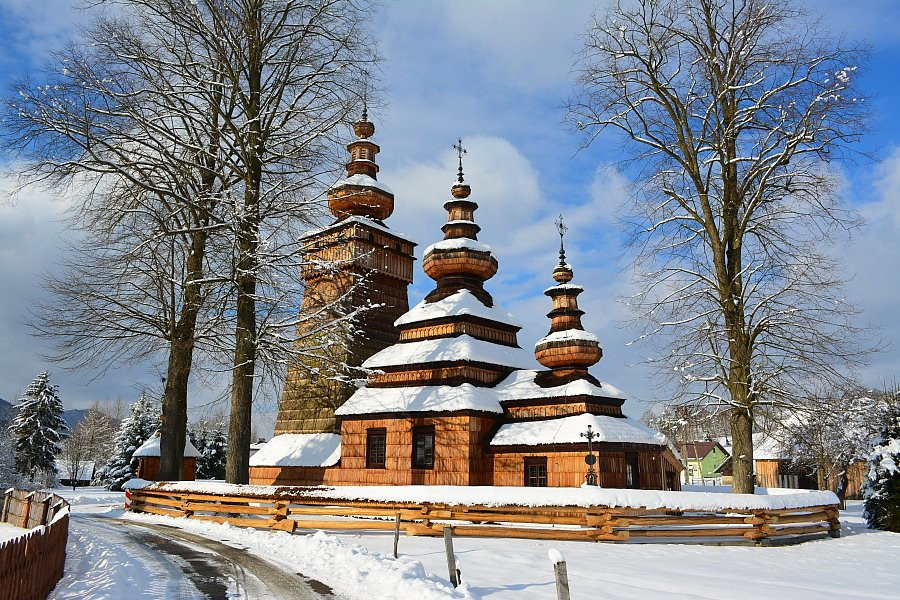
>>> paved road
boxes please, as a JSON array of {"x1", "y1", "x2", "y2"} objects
[{"x1": 52, "y1": 515, "x2": 335, "y2": 599}]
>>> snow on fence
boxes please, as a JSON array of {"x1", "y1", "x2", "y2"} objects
[
  {"x1": 0, "y1": 489, "x2": 70, "y2": 600},
  {"x1": 126, "y1": 481, "x2": 841, "y2": 545}
]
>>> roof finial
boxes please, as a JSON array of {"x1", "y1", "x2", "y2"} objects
[
  {"x1": 453, "y1": 138, "x2": 467, "y2": 183},
  {"x1": 555, "y1": 214, "x2": 568, "y2": 267},
  {"x1": 361, "y1": 87, "x2": 369, "y2": 122}
]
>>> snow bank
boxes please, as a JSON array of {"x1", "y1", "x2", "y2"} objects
[
  {"x1": 490, "y1": 413, "x2": 668, "y2": 447},
  {"x1": 424, "y1": 237, "x2": 492, "y2": 255},
  {"x1": 132, "y1": 434, "x2": 201, "y2": 458},
  {"x1": 248, "y1": 433, "x2": 341, "y2": 467},
  {"x1": 362, "y1": 335, "x2": 531, "y2": 370},
  {"x1": 336, "y1": 383, "x2": 502, "y2": 416},
  {"x1": 495, "y1": 369, "x2": 625, "y2": 400},
  {"x1": 395, "y1": 289, "x2": 521, "y2": 328},
  {"x1": 122, "y1": 513, "x2": 471, "y2": 599},
  {"x1": 131, "y1": 481, "x2": 839, "y2": 512}
]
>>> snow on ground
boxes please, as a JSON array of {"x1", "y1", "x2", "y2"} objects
[
  {"x1": 321, "y1": 502, "x2": 899, "y2": 600},
  {"x1": 122, "y1": 511, "x2": 470, "y2": 600},
  {"x1": 0, "y1": 521, "x2": 27, "y2": 544},
  {"x1": 47, "y1": 487, "x2": 900, "y2": 600}
]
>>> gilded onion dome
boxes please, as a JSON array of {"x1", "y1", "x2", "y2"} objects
[{"x1": 534, "y1": 216, "x2": 603, "y2": 372}]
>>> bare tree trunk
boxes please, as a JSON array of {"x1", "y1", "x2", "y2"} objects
[
  {"x1": 730, "y1": 409, "x2": 754, "y2": 493},
  {"x1": 226, "y1": 1, "x2": 263, "y2": 485},
  {"x1": 159, "y1": 229, "x2": 208, "y2": 480}
]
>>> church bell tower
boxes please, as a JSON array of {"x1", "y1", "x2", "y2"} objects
[{"x1": 275, "y1": 111, "x2": 416, "y2": 433}]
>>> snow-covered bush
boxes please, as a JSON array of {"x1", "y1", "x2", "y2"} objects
[
  {"x1": 862, "y1": 412, "x2": 900, "y2": 532},
  {"x1": 103, "y1": 393, "x2": 161, "y2": 491},
  {"x1": 8, "y1": 372, "x2": 68, "y2": 485}
]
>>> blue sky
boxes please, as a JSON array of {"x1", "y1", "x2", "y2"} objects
[{"x1": 1, "y1": 1, "x2": 899, "y2": 433}]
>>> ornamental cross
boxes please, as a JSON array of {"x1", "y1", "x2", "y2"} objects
[
  {"x1": 555, "y1": 214, "x2": 568, "y2": 265},
  {"x1": 453, "y1": 138, "x2": 467, "y2": 182}
]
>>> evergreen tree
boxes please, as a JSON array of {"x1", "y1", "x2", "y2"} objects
[
  {"x1": 8, "y1": 372, "x2": 68, "y2": 483},
  {"x1": 189, "y1": 419, "x2": 227, "y2": 480},
  {"x1": 103, "y1": 392, "x2": 160, "y2": 491},
  {"x1": 863, "y1": 411, "x2": 900, "y2": 532}
]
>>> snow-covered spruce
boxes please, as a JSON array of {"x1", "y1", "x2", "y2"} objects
[
  {"x1": 862, "y1": 411, "x2": 900, "y2": 532},
  {"x1": 8, "y1": 372, "x2": 68, "y2": 484},
  {"x1": 189, "y1": 420, "x2": 228, "y2": 479},
  {"x1": 102, "y1": 393, "x2": 160, "y2": 491}
]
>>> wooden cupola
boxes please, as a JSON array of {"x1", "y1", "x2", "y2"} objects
[
  {"x1": 328, "y1": 108, "x2": 394, "y2": 221},
  {"x1": 422, "y1": 139, "x2": 499, "y2": 306},
  {"x1": 534, "y1": 216, "x2": 603, "y2": 376}
]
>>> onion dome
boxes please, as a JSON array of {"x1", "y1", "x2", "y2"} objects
[
  {"x1": 534, "y1": 216, "x2": 602, "y2": 371},
  {"x1": 422, "y1": 139, "x2": 498, "y2": 305},
  {"x1": 327, "y1": 108, "x2": 394, "y2": 220}
]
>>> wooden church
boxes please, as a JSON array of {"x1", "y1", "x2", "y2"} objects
[{"x1": 249, "y1": 112, "x2": 681, "y2": 490}]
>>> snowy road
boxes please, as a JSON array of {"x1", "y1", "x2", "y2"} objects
[{"x1": 51, "y1": 515, "x2": 333, "y2": 599}]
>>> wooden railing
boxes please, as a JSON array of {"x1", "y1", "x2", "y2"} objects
[
  {"x1": 127, "y1": 487, "x2": 840, "y2": 545},
  {"x1": 0, "y1": 489, "x2": 70, "y2": 600}
]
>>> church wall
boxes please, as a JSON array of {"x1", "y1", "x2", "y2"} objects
[{"x1": 490, "y1": 446, "x2": 680, "y2": 490}]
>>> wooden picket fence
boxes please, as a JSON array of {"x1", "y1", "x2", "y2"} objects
[
  {"x1": 0, "y1": 490, "x2": 70, "y2": 600},
  {"x1": 127, "y1": 486, "x2": 840, "y2": 545}
]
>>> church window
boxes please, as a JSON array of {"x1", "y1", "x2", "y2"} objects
[
  {"x1": 366, "y1": 428, "x2": 386, "y2": 469},
  {"x1": 412, "y1": 426, "x2": 435, "y2": 469},
  {"x1": 524, "y1": 457, "x2": 548, "y2": 487},
  {"x1": 625, "y1": 452, "x2": 640, "y2": 488}
]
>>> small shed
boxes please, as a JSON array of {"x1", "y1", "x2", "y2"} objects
[
  {"x1": 133, "y1": 431, "x2": 201, "y2": 482},
  {"x1": 58, "y1": 461, "x2": 95, "y2": 488}
]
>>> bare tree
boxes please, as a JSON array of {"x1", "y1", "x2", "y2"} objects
[
  {"x1": 780, "y1": 383, "x2": 899, "y2": 503},
  {"x1": 4, "y1": 0, "x2": 377, "y2": 484},
  {"x1": 569, "y1": 0, "x2": 874, "y2": 492}
]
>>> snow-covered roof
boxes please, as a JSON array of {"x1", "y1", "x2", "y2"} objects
[
  {"x1": 491, "y1": 413, "x2": 668, "y2": 447},
  {"x1": 248, "y1": 433, "x2": 341, "y2": 467},
  {"x1": 718, "y1": 433, "x2": 786, "y2": 460},
  {"x1": 544, "y1": 283, "x2": 583, "y2": 293},
  {"x1": 300, "y1": 214, "x2": 416, "y2": 244},
  {"x1": 330, "y1": 173, "x2": 393, "y2": 195},
  {"x1": 362, "y1": 335, "x2": 531, "y2": 370},
  {"x1": 336, "y1": 383, "x2": 503, "y2": 416},
  {"x1": 535, "y1": 329, "x2": 600, "y2": 348},
  {"x1": 494, "y1": 369, "x2": 625, "y2": 402},
  {"x1": 394, "y1": 290, "x2": 521, "y2": 329},
  {"x1": 424, "y1": 237, "x2": 492, "y2": 255},
  {"x1": 133, "y1": 434, "x2": 201, "y2": 458}
]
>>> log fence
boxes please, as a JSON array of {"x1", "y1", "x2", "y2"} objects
[
  {"x1": 0, "y1": 489, "x2": 70, "y2": 600},
  {"x1": 127, "y1": 487, "x2": 840, "y2": 545}
]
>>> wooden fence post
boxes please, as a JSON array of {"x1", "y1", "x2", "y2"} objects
[
  {"x1": 21, "y1": 492, "x2": 34, "y2": 528},
  {"x1": 549, "y1": 549, "x2": 571, "y2": 600},
  {"x1": 443, "y1": 526, "x2": 458, "y2": 588},
  {"x1": 393, "y1": 513, "x2": 401, "y2": 558},
  {"x1": 40, "y1": 497, "x2": 51, "y2": 526},
  {"x1": 1, "y1": 488, "x2": 12, "y2": 523}
]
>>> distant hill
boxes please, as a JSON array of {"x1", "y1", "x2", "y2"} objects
[
  {"x1": 63, "y1": 409, "x2": 90, "y2": 431},
  {"x1": 0, "y1": 397, "x2": 90, "y2": 431}
]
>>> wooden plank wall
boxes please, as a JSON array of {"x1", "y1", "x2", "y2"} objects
[
  {"x1": 0, "y1": 490, "x2": 69, "y2": 600},
  {"x1": 136, "y1": 457, "x2": 197, "y2": 482}
]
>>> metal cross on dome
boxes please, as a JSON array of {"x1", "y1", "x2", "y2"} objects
[
  {"x1": 453, "y1": 138, "x2": 467, "y2": 183},
  {"x1": 555, "y1": 214, "x2": 568, "y2": 266}
]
